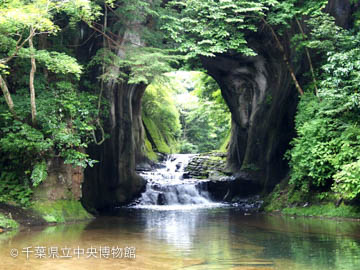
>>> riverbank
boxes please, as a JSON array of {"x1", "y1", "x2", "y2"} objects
[
  {"x1": 182, "y1": 153, "x2": 360, "y2": 220},
  {"x1": 0, "y1": 200, "x2": 93, "y2": 232},
  {"x1": 262, "y1": 182, "x2": 360, "y2": 220},
  {"x1": 0, "y1": 203, "x2": 45, "y2": 231}
]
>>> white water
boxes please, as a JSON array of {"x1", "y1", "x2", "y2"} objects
[{"x1": 132, "y1": 154, "x2": 222, "y2": 210}]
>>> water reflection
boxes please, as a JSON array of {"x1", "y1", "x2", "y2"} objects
[
  {"x1": 143, "y1": 210, "x2": 199, "y2": 249},
  {"x1": 1, "y1": 208, "x2": 360, "y2": 269}
]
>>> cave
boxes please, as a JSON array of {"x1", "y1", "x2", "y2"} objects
[{"x1": 81, "y1": 0, "x2": 354, "y2": 213}]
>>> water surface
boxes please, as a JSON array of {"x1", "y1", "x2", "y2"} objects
[{"x1": 1, "y1": 207, "x2": 360, "y2": 270}]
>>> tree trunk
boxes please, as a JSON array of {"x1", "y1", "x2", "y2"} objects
[
  {"x1": 295, "y1": 17, "x2": 318, "y2": 97},
  {"x1": 29, "y1": 32, "x2": 37, "y2": 126},
  {"x1": 0, "y1": 75, "x2": 16, "y2": 117}
]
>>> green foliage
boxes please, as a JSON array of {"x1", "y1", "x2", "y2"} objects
[
  {"x1": 287, "y1": 13, "x2": 360, "y2": 200},
  {"x1": 179, "y1": 73, "x2": 231, "y2": 153},
  {"x1": 142, "y1": 71, "x2": 230, "y2": 155},
  {"x1": 161, "y1": 0, "x2": 327, "y2": 60},
  {"x1": 88, "y1": 0, "x2": 181, "y2": 85},
  {"x1": 0, "y1": 78, "x2": 99, "y2": 167},
  {"x1": 0, "y1": 213, "x2": 19, "y2": 230},
  {"x1": 0, "y1": 0, "x2": 98, "y2": 72},
  {"x1": 142, "y1": 78, "x2": 181, "y2": 155},
  {"x1": 333, "y1": 160, "x2": 360, "y2": 200},
  {"x1": 31, "y1": 161, "x2": 48, "y2": 187},
  {"x1": 142, "y1": 114, "x2": 173, "y2": 154},
  {"x1": 0, "y1": 73, "x2": 99, "y2": 206},
  {"x1": 162, "y1": 0, "x2": 266, "y2": 58},
  {"x1": 126, "y1": 48, "x2": 181, "y2": 84},
  {"x1": 184, "y1": 100, "x2": 230, "y2": 153},
  {"x1": 0, "y1": 120, "x2": 53, "y2": 156},
  {"x1": 179, "y1": 140, "x2": 197, "y2": 154},
  {"x1": 282, "y1": 203, "x2": 360, "y2": 219},
  {"x1": 0, "y1": 168, "x2": 33, "y2": 206},
  {"x1": 144, "y1": 138, "x2": 157, "y2": 161},
  {"x1": 287, "y1": 94, "x2": 360, "y2": 194},
  {"x1": 18, "y1": 49, "x2": 82, "y2": 79},
  {"x1": 89, "y1": 47, "x2": 181, "y2": 85}
]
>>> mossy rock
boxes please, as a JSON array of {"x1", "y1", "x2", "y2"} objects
[
  {"x1": 0, "y1": 213, "x2": 19, "y2": 231},
  {"x1": 143, "y1": 115, "x2": 172, "y2": 154},
  {"x1": 144, "y1": 138, "x2": 158, "y2": 161},
  {"x1": 32, "y1": 200, "x2": 93, "y2": 223}
]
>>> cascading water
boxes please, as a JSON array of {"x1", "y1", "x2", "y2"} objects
[{"x1": 132, "y1": 154, "x2": 220, "y2": 209}]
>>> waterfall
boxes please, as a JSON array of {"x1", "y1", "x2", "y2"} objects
[{"x1": 132, "y1": 154, "x2": 220, "y2": 209}]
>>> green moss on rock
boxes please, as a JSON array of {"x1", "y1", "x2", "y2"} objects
[
  {"x1": 263, "y1": 182, "x2": 360, "y2": 219},
  {"x1": 282, "y1": 203, "x2": 360, "y2": 219},
  {"x1": 219, "y1": 130, "x2": 231, "y2": 153},
  {"x1": 144, "y1": 138, "x2": 158, "y2": 161},
  {"x1": 143, "y1": 115, "x2": 174, "y2": 154},
  {"x1": 0, "y1": 213, "x2": 19, "y2": 230},
  {"x1": 32, "y1": 200, "x2": 93, "y2": 223}
]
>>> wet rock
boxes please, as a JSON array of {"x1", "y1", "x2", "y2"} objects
[
  {"x1": 231, "y1": 195, "x2": 264, "y2": 212},
  {"x1": 157, "y1": 193, "x2": 166, "y2": 205},
  {"x1": 184, "y1": 152, "x2": 229, "y2": 180},
  {"x1": 153, "y1": 163, "x2": 166, "y2": 169},
  {"x1": 156, "y1": 153, "x2": 168, "y2": 162},
  {"x1": 136, "y1": 162, "x2": 153, "y2": 171},
  {"x1": 208, "y1": 171, "x2": 226, "y2": 181}
]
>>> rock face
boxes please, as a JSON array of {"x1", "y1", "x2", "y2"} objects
[
  {"x1": 82, "y1": 82, "x2": 146, "y2": 211},
  {"x1": 82, "y1": 12, "x2": 150, "y2": 212},
  {"x1": 201, "y1": 41, "x2": 298, "y2": 191},
  {"x1": 183, "y1": 154, "x2": 262, "y2": 201},
  {"x1": 199, "y1": 0, "x2": 354, "y2": 192},
  {"x1": 33, "y1": 157, "x2": 84, "y2": 201},
  {"x1": 183, "y1": 152, "x2": 229, "y2": 180}
]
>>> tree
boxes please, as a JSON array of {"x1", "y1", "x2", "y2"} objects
[
  {"x1": 0, "y1": 0, "x2": 100, "y2": 202},
  {"x1": 286, "y1": 12, "x2": 360, "y2": 200},
  {"x1": 0, "y1": 0, "x2": 96, "y2": 124},
  {"x1": 161, "y1": 0, "x2": 328, "y2": 96}
]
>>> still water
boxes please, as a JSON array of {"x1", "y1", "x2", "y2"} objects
[{"x1": 1, "y1": 207, "x2": 360, "y2": 270}]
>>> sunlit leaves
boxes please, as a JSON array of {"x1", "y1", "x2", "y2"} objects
[
  {"x1": 31, "y1": 160, "x2": 48, "y2": 187},
  {"x1": 287, "y1": 11, "x2": 360, "y2": 199},
  {"x1": 161, "y1": 0, "x2": 266, "y2": 58},
  {"x1": 333, "y1": 159, "x2": 360, "y2": 200},
  {"x1": 142, "y1": 80, "x2": 181, "y2": 139},
  {"x1": 90, "y1": 47, "x2": 182, "y2": 85},
  {"x1": 161, "y1": 0, "x2": 330, "y2": 60},
  {"x1": 18, "y1": 49, "x2": 82, "y2": 78}
]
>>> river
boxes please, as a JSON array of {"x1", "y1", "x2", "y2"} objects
[{"x1": 1, "y1": 155, "x2": 360, "y2": 269}]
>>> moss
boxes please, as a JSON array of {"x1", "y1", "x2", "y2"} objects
[
  {"x1": 219, "y1": 130, "x2": 231, "y2": 152},
  {"x1": 143, "y1": 115, "x2": 172, "y2": 154},
  {"x1": 265, "y1": 93, "x2": 272, "y2": 105},
  {"x1": 194, "y1": 175, "x2": 208, "y2": 179},
  {"x1": 144, "y1": 138, "x2": 158, "y2": 161},
  {"x1": 282, "y1": 203, "x2": 360, "y2": 219},
  {"x1": 241, "y1": 163, "x2": 260, "y2": 171},
  {"x1": 0, "y1": 213, "x2": 19, "y2": 230},
  {"x1": 32, "y1": 200, "x2": 93, "y2": 223},
  {"x1": 263, "y1": 184, "x2": 286, "y2": 212},
  {"x1": 263, "y1": 182, "x2": 360, "y2": 219},
  {"x1": 288, "y1": 189, "x2": 308, "y2": 205}
]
